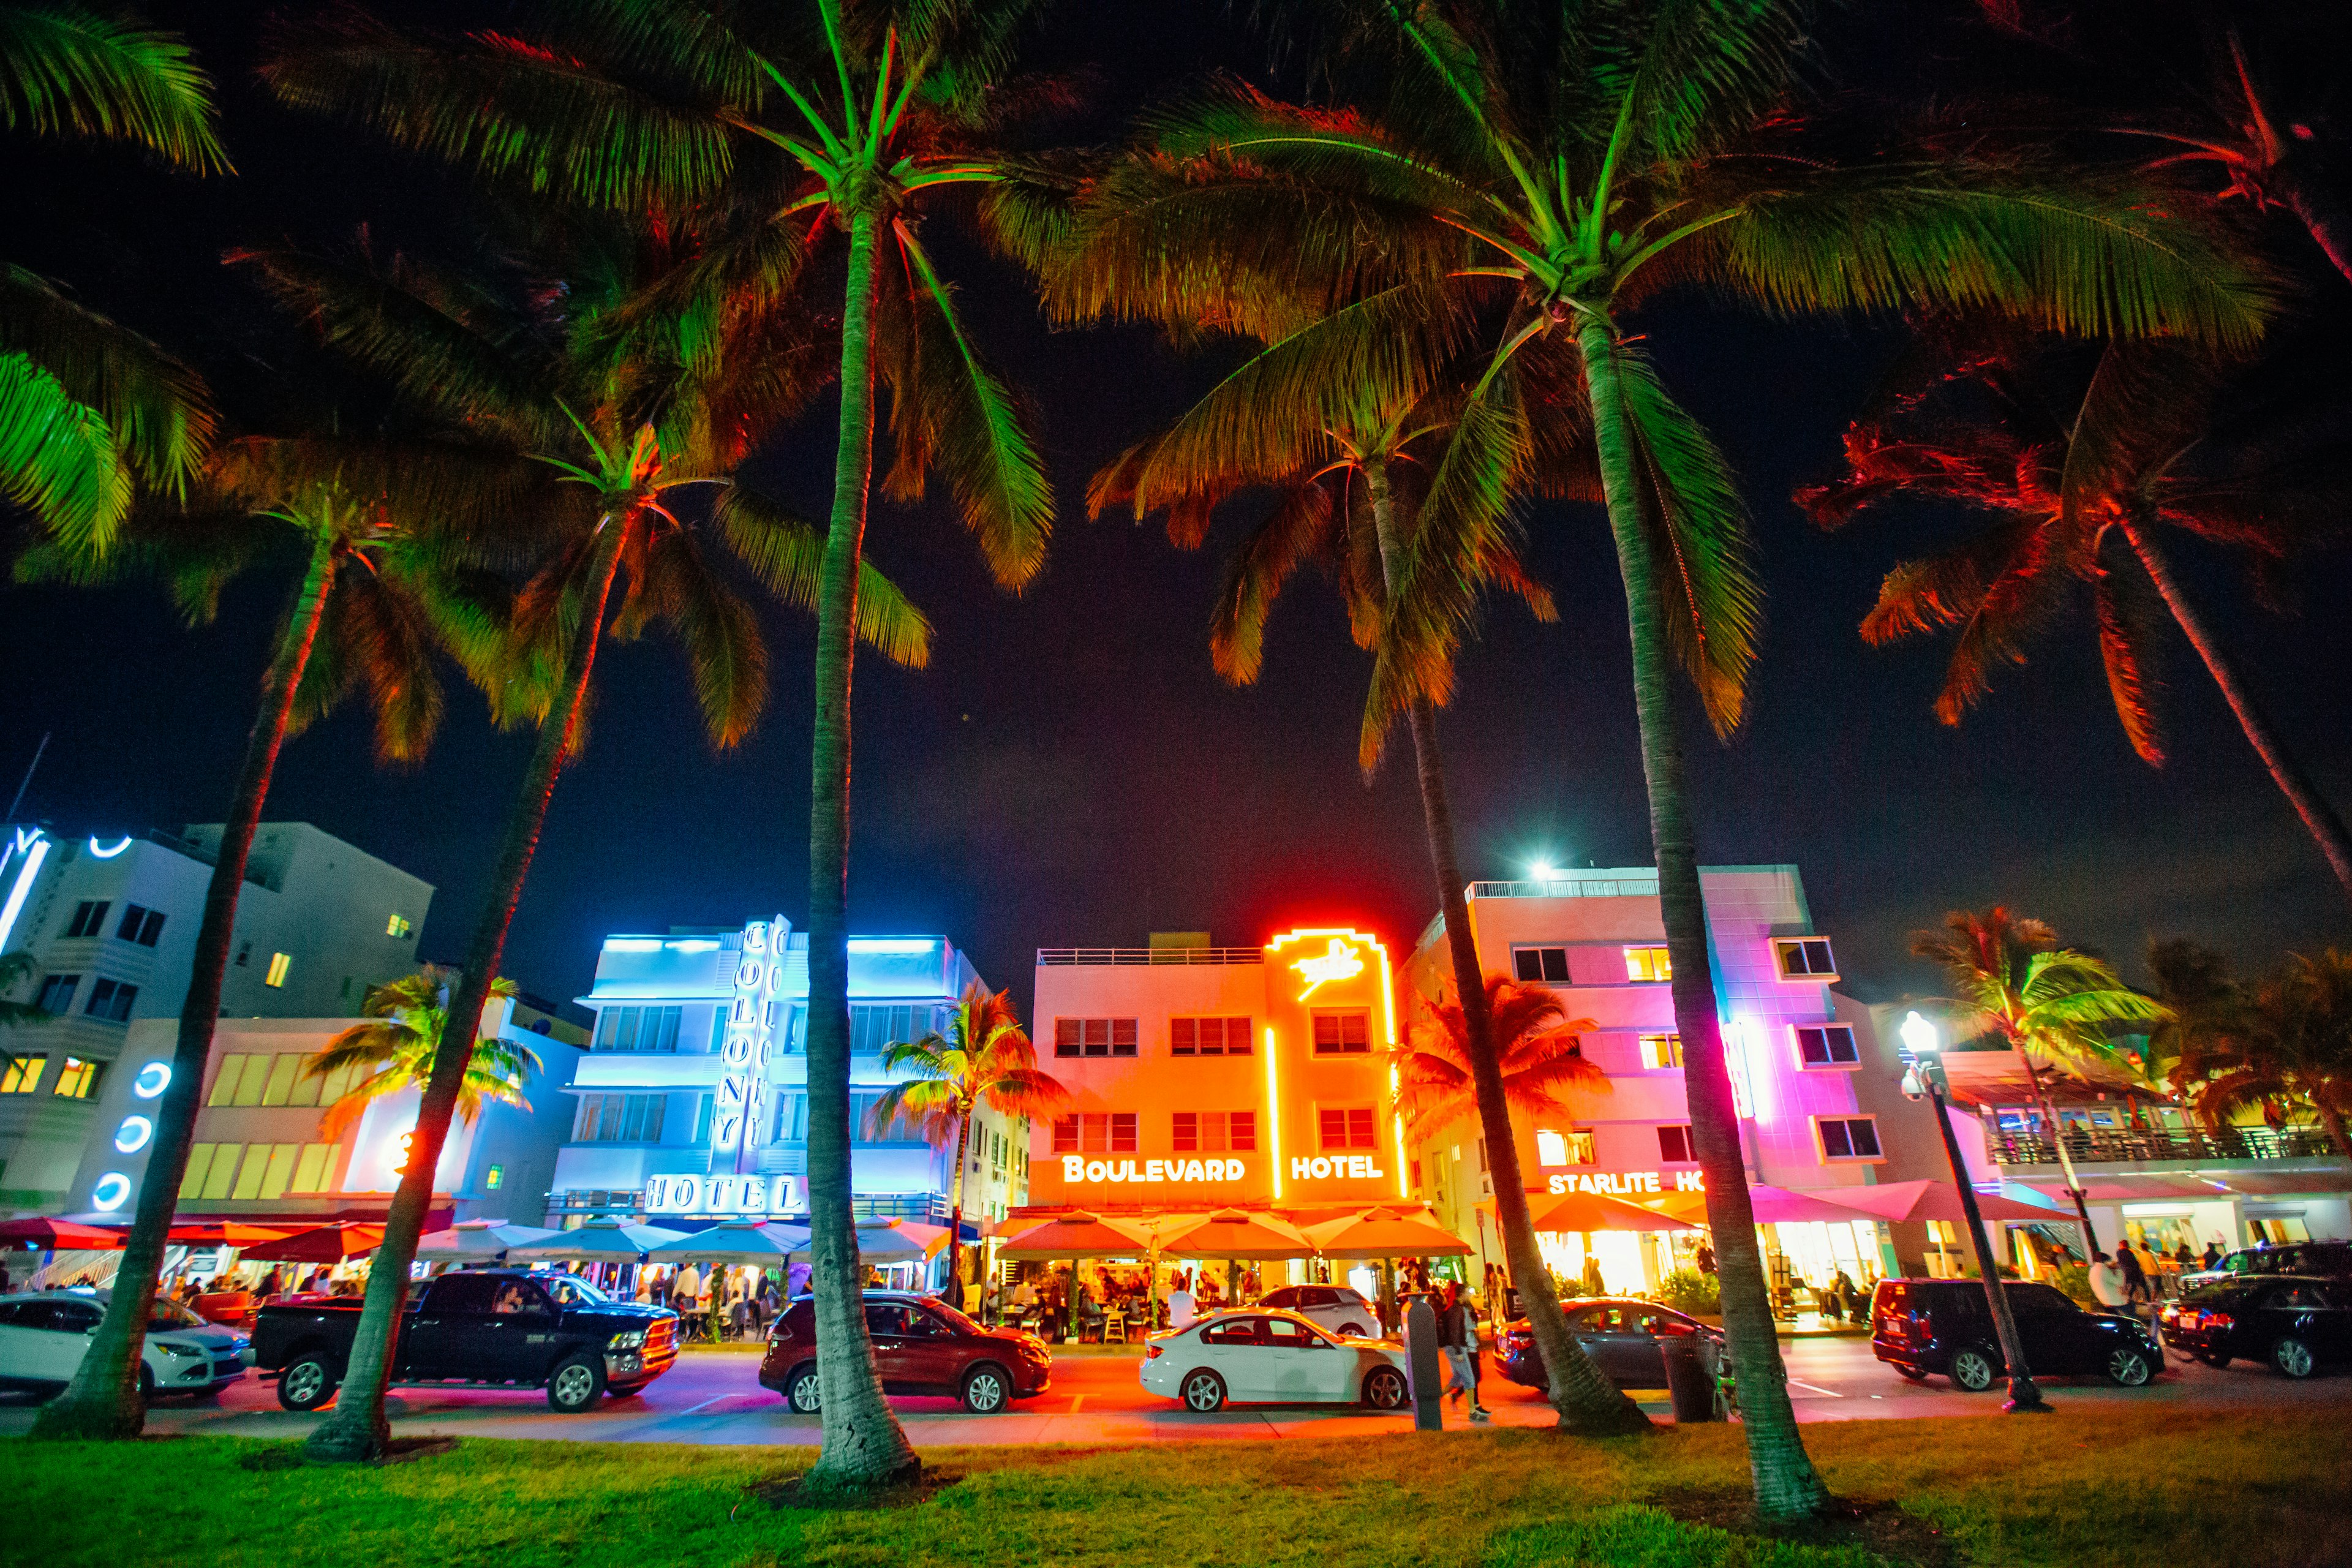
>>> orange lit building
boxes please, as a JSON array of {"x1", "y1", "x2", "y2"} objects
[{"x1": 1020, "y1": 929, "x2": 1413, "y2": 1222}]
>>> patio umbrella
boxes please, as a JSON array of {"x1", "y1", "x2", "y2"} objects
[
  {"x1": 645, "y1": 1221, "x2": 810, "y2": 1267},
  {"x1": 236, "y1": 1224, "x2": 385, "y2": 1263},
  {"x1": 1159, "y1": 1208, "x2": 1315, "y2": 1260},
  {"x1": 1645, "y1": 1185, "x2": 1890, "y2": 1226},
  {"x1": 1522, "y1": 1188, "x2": 1695, "y2": 1233},
  {"x1": 0, "y1": 1218, "x2": 123, "y2": 1248},
  {"x1": 1833, "y1": 1178, "x2": 2060, "y2": 1226},
  {"x1": 504, "y1": 1221, "x2": 687, "y2": 1261},
  {"x1": 883, "y1": 1220, "x2": 952, "y2": 1260},
  {"x1": 993, "y1": 1212, "x2": 1153, "y2": 1260},
  {"x1": 165, "y1": 1222, "x2": 290, "y2": 1246},
  {"x1": 1302, "y1": 1207, "x2": 1472, "y2": 1259},
  {"x1": 416, "y1": 1220, "x2": 561, "y2": 1261}
]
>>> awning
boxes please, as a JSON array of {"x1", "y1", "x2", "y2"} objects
[
  {"x1": 417, "y1": 1221, "x2": 561, "y2": 1261},
  {"x1": 0, "y1": 1218, "x2": 123, "y2": 1249},
  {"x1": 1157, "y1": 1208, "x2": 1314, "y2": 1260},
  {"x1": 235, "y1": 1224, "x2": 386, "y2": 1263},
  {"x1": 644, "y1": 1221, "x2": 810, "y2": 1265},
  {"x1": 1835, "y1": 1178, "x2": 2064, "y2": 1225},
  {"x1": 1644, "y1": 1185, "x2": 1887, "y2": 1227},
  {"x1": 2016, "y1": 1169, "x2": 2352, "y2": 1203},
  {"x1": 503, "y1": 1221, "x2": 684, "y2": 1261},
  {"x1": 166, "y1": 1222, "x2": 292, "y2": 1246},
  {"x1": 1300, "y1": 1207, "x2": 1471, "y2": 1259},
  {"x1": 995, "y1": 1212, "x2": 1153, "y2": 1261}
]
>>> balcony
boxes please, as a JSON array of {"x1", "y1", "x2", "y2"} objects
[
  {"x1": 1988, "y1": 1126, "x2": 2338, "y2": 1167},
  {"x1": 1036, "y1": 948, "x2": 1263, "y2": 966},
  {"x1": 1467, "y1": 876, "x2": 1659, "y2": 901}
]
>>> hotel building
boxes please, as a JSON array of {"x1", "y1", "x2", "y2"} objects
[{"x1": 552, "y1": 921, "x2": 1028, "y2": 1234}]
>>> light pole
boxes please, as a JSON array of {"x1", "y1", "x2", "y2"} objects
[{"x1": 1899, "y1": 1012, "x2": 2048, "y2": 1414}]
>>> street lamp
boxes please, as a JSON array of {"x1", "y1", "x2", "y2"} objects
[
  {"x1": 1899, "y1": 1011, "x2": 2049, "y2": 1414},
  {"x1": 1528, "y1": 861, "x2": 1559, "y2": 884}
]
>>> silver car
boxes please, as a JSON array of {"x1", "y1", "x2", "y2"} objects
[
  {"x1": 1256, "y1": 1284, "x2": 1383, "y2": 1338},
  {"x1": 0, "y1": 1289, "x2": 249, "y2": 1400}
]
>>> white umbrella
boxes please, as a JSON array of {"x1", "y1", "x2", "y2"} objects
[
  {"x1": 416, "y1": 1221, "x2": 560, "y2": 1261},
  {"x1": 786, "y1": 1219, "x2": 929, "y2": 1264},
  {"x1": 644, "y1": 1220, "x2": 811, "y2": 1266},
  {"x1": 504, "y1": 1221, "x2": 687, "y2": 1261}
]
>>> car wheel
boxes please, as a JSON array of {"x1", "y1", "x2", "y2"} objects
[
  {"x1": 1180, "y1": 1369, "x2": 1227, "y2": 1412},
  {"x1": 1337, "y1": 1322, "x2": 1370, "y2": 1339},
  {"x1": 546, "y1": 1355, "x2": 607, "y2": 1413},
  {"x1": 276, "y1": 1354, "x2": 337, "y2": 1412},
  {"x1": 1948, "y1": 1348, "x2": 2000, "y2": 1392},
  {"x1": 1892, "y1": 1363, "x2": 1929, "y2": 1382},
  {"x1": 2106, "y1": 1346, "x2": 2155, "y2": 1387},
  {"x1": 786, "y1": 1364, "x2": 823, "y2": 1414},
  {"x1": 1361, "y1": 1366, "x2": 1408, "y2": 1410},
  {"x1": 138, "y1": 1366, "x2": 156, "y2": 1403},
  {"x1": 2195, "y1": 1351, "x2": 2231, "y2": 1369},
  {"x1": 2271, "y1": 1336, "x2": 2318, "y2": 1380},
  {"x1": 962, "y1": 1363, "x2": 1011, "y2": 1414}
]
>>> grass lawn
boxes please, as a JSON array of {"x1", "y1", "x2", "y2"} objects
[{"x1": 10, "y1": 1401, "x2": 2346, "y2": 1568}]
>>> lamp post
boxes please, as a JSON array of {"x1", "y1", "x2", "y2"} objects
[{"x1": 1899, "y1": 1011, "x2": 2048, "y2": 1414}]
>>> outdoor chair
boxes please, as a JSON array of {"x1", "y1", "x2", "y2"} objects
[{"x1": 1104, "y1": 1308, "x2": 1126, "y2": 1344}]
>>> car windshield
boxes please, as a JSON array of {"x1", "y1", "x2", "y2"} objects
[
  {"x1": 146, "y1": 1300, "x2": 205, "y2": 1332},
  {"x1": 923, "y1": 1298, "x2": 982, "y2": 1335},
  {"x1": 537, "y1": 1275, "x2": 607, "y2": 1307}
]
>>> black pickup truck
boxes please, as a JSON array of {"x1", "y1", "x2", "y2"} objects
[{"x1": 254, "y1": 1269, "x2": 679, "y2": 1413}]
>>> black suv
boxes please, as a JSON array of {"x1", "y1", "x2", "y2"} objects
[
  {"x1": 1870, "y1": 1278, "x2": 2162, "y2": 1390},
  {"x1": 2180, "y1": 1240, "x2": 2352, "y2": 1294},
  {"x1": 2158, "y1": 1275, "x2": 2352, "y2": 1378}
]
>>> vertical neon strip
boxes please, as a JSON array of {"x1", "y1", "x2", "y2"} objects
[
  {"x1": 0, "y1": 835, "x2": 50, "y2": 951},
  {"x1": 1264, "y1": 1025, "x2": 1283, "y2": 1199}
]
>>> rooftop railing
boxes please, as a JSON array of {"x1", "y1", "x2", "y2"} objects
[
  {"x1": 1468, "y1": 875, "x2": 1659, "y2": 900},
  {"x1": 1988, "y1": 1126, "x2": 2339, "y2": 1167},
  {"x1": 1036, "y1": 947, "x2": 1265, "y2": 967}
]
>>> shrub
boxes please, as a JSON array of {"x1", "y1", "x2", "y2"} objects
[{"x1": 1655, "y1": 1268, "x2": 1720, "y2": 1316}]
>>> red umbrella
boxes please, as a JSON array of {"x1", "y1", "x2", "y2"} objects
[
  {"x1": 236, "y1": 1224, "x2": 385, "y2": 1263},
  {"x1": 1834, "y1": 1178, "x2": 2060, "y2": 1225},
  {"x1": 166, "y1": 1222, "x2": 291, "y2": 1246},
  {"x1": 0, "y1": 1218, "x2": 124, "y2": 1248}
]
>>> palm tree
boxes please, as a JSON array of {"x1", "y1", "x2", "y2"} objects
[
  {"x1": 867, "y1": 984, "x2": 1066, "y2": 1291},
  {"x1": 222, "y1": 237, "x2": 930, "y2": 1466},
  {"x1": 1395, "y1": 976, "x2": 1608, "y2": 1136},
  {"x1": 24, "y1": 435, "x2": 492, "y2": 1443},
  {"x1": 0, "y1": 950, "x2": 51, "y2": 1028},
  {"x1": 1037, "y1": 0, "x2": 2264, "y2": 1516},
  {"x1": 262, "y1": 0, "x2": 1057, "y2": 1488},
  {"x1": 2189, "y1": 950, "x2": 2352, "y2": 1157},
  {"x1": 1, "y1": 3, "x2": 225, "y2": 548},
  {"x1": 1911, "y1": 907, "x2": 2173, "y2": 1246},
  {"x1": 307, "y1": 967, "x2": 541, "y2": 1142},
  {"x1": 2145, "y1": 937, "x2": 2256, "y2": 1104},
  {"x1": 1798, "y1": 331, "x2": 2352, "y2": 897}
]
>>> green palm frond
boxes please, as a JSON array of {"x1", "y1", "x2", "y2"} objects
[
  {"x1": 710, "y1": 485, "x2": 932, "y2": 668},
  {"x1": 614, "y1": 523, "x2": 768, "y2": 748},
  {"x1": 0, "y1": 265, "x2": 216, "y2": 492},
  {"x1": 0, "y1": 348, "x2": 129, "y2": 550},
  {"x1": 1204, "y1": 474, "x2": 1342, "y2": 685},
  {"x1": 1604, "y1": 0, "x2": 1811, "y2": 169},
  {"x1": 288, "y1": 552, "x2": 449, "y2": 764},
  {"x1": 0, "y1": 2, "x2": 228, "y2": 171}
]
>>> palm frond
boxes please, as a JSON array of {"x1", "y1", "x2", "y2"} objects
[
  {"x1": 0, "y1": 2, "x2": 228, "y2": 170},
  {"x1": 613, "y1": 523, "x2": 767, "y2": 748},
  {"x1": 0, "y1": 265, "x2": 216, "y2": 492},
  {"x1": 1605, "y1": 0, "x2": 1811, "y2": 168},
  {"x1": 710, "y1": 484, "x2": 932, "y2": 668},
  {"x1": 2088, "y1": 541, "x2": 2165, "y2": 764},
  {"x1": 1204, "y1": 473, "x2": 1341, "y2": 685},
  {"x1": 0, "y1": 348, "x2": 129, "y2": 551}
]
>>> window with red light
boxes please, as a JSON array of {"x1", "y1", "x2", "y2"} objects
[
  {"x1": 1317, "y1": 1106, "x2": 1379, "y2": 1150},
  {"x1": 1172, "y1": 1110, "x2": 1256, "y2": 1152},
  {"x1": 1311, "y1": 1011, "x2": 1371, "y2": 1053},
  {"x1": 1169, "y1": 1016, "x2": 1253, "y2": 1056},
  {"x1": 1052, "y1": 1112, "x2": 1137, "y2": 1153},
  {"x1": 1054, "y1": 1017, "x2": 1138, "y2": 1058}
]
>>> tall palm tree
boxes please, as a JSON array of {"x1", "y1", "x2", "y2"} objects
[
  {"x1": 2143, "y1": 937, "x2": 2254, "y2": 1104},
  {"x1": 1076, "y1": 295, "x2": 1639, "y2": 1430},
  {"x1": 222, "y1": 238, "x2": 930, "y2": 1466},
  {"x1": 307, "y1": 966, "x2": 541, "y2": 1142},
  {"x1": 0, "y1": 950, "x2": 51, "y2": 1027},
  {"x1": 1798, "y1": 331, "x2": 2352, "y2": 897},
  {"x1": 2191, "y1": 949, "x2": 2352, "y2": 1157},
  {"x1": 23, "y1": 435, "x2": 494, "y2": 1443},
  {"x1": 1395, "y1": 976, "x2": 1608, "y2": 1136},
  {"x1": 1911, "y1": 907, "x2": 2173, "y2": 1246},
  {"x1": 1, "y1": 3, "x2": 225, "y2": 548},
  {"x1": 867, "y1": 983, "x2": 1066, "y2": 1291},
  {"x1": 263, "y1": 0, "x2": 1057, "y2": 1488},
  {"x1": 1036, "y1": 0, "x2": 2265, "y2": 1516}
]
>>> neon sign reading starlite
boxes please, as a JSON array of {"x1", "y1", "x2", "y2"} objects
[
  {"x1": 1545, "y1": 1169, "x2": 1706, "y2": 1196},
  {"x1": 1291, "y1": 938, "x2": 1365, "y2": 999}
]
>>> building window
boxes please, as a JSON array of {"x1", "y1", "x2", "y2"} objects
[
  {"x1": 1816, "y1": 1116, "x2": 1883, "y2": 1161},
  {"x1": 1794, "y1": 1023, "x2": 1861, "y2": 1067},
  {"x1": 484, "y1": 1164, "x2": 503, "y2": 1190},
  {"x1": 112, "y1": 903, "x2": 163, "y2": 945},
  {"x1": 1172, "y1": 1110, "x2": 1257, "y2": 1153},
  {"x1": 574, "y1": 1093, "x2": 668, "y2": 1143},
  {"x1": 1638, "y1": 1033, "x2": 1683, "y2": 1070},
  {"x1": 1053, "y1": 1017, "x2": 1139, "y2": 1058},
  {"x1": 263, "y1": 952, "x2": 292, "y2": 988},
  {"x1": 850, "y1": 1003, "x2": 941, "y2": 1055},
  {"x1": 1534, "y1": 1128, "x2": 1595, "y2": 1166},
  {"x1": 1317, "y1": 1106, "x2": 1379, "y2": 1150},
  {"x1": 1774, "y1": 937, "x2": 1838, "y2": 979},
  {"x1": 1311, "y1": 1011, "x2": 1371, "y2": 1054},
  {"x1": 1657, "y1": 1124, "x2": 1696, "y2": 1163},
  {"x1": 595, "y1": 1005, "x2": 682, "y2": 1053},
  {"x1": 62, "y1": 900, "x2": 110, "y2": 940},
  {"x1": 1512, "y1": 946, "x2": 1571, "y2": 983},
  {"x1": 1, "y1": 1055, "x2": 48, "y2": 1094},
  {"x1": 772, "y1": 1091, "x2": 809, "y2": 1143},
  {"x1": 53, "y1": 1057, "x2": 103, "y2": 1099},
  {"x1": 1624, "y1": 946, "x2": 1672, "y2": 982},
  {"x1": 34, "y1": 972, "x2": 79, "y2": 1014},
  {"x1": 386, "y1": 913, "x2": 412, "y2": 939},
  {"x1": 1051, "y1": 1112, "x2": 1137, "y2": 1153},
  {"x1": 1169, "y1": 1016, "x2": 1253, "y2": 1056},
  {"x1": 84, "y1": 978, "x2": 137, "y2": 1022}
]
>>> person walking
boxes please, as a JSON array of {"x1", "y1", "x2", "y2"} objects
[
  {"x1": 2202, "y1": 1239, "x2": 2225, "y2": 1270},
  {"x1": 1438, "y1": 1282, "x2": 1490, "y2": 1423},
  {"x1": 2087, "y1": 1250, "x2": 2130, "y2": 1314},
  {"x1": 2114, "y1": 1243, "x2": 2150, "y2": 1321}
]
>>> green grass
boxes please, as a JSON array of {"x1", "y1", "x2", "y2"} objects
[{"x1": 9, "y1": 1401, "x2": 2346, "y2": 1568}]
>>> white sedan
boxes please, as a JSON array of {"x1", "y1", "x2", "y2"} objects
[
  {"x1": 0, "y1": 1290, "x2": 250, "y2": 1400},
  {"x1": 1140, "y1": 1308, "x2": 1409, "y2": 1412}
]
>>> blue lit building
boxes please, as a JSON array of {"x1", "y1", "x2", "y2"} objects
[{"x1": 551, "y1": 919, "x2": 1030, "y2": 1232}]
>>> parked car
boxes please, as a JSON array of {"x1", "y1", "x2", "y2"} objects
[
  {"x1": 2157, "y1": 1275, "x2": 2351, "y2": 1378},
  {"x1": 253, "y1": 1268, "x2": 678, "y2": 1413},
  {"x1": 2179, "y1": 1240, "x2": 2352, "y2": 1294},
  {"x1": 1496, "y1": 1298, "x2": 1721, "y2": 1390},
  {"x1": 1869, "y1": 1277, "x2": 2162, "y2": 1390},
  {"x1": 1140, "y1": 1308, "x2": 1409, "y2": 1412},
  {"x1": 0, "y1": 1289, "x2": 248, "y2": 1400},
  {"x1": 1256, "y1": 1284, "x2": 1384, "y2": 1338},
  {"x1": 760, "y1": 1292, "x2": 1052, "y2": 1414}
]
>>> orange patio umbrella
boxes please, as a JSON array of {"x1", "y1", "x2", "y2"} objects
[
  {"x1": 236, "y1": 1224, "x2": 386, "y2": 1263},
  {"x1": 1301, "y1": 1206, "x2": 1472, "y2": 1259},
  {"x1": 167, "y1": 1221, "x2": 292, "y2": 1246},
  {"x1": 1158, "y1": 1208, "x2": 1314, "y2": 1260},
  {"x1": 993, "y1": 1212, "x2": 1153, "y2": 1260},
  {"x1": 1522, "y1": 1188, "x2": 1695, "y2": 1232},
  {"x1": 1646, "y1": 1185, "x2": 1889, "y2": 1226}
]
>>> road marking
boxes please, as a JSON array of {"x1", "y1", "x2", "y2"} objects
[
  {"x1": 1789, "y1": 1380, "x2": 1844, "y2": 1398},
  {"x1": 1068, "y1": 1395, "x2": 1085, "y2": 1413},
  {"x1": 681, "y1": 1395, "x2": 733, "y2": 1414}
]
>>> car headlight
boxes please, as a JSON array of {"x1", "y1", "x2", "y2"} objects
[
  {"x1": 156, "y1": 1341, "x2": 206, "y2": 1359},
  {"x1": 609, "y1": 1329, "x2": 647, "y2": 1350}
]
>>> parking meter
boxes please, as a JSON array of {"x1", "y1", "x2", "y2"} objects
[{"x1": 1404, "y1": 1295, "x2": 1442, "y2": 1431}]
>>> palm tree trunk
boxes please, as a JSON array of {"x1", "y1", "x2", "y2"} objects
[
  {"x1": 2116, "y1": 511, "x2": 2352, "y2": 900},
  {"x1": 305, "y1": 516, "x2": 626, "y2": 1463},
  {"x1": 803, "y1": 195, "x2": 919, "y2": 1492},
  {"x1": 2310, "y1": 1100, "x2": 2352, "y2": 1159},
  {"x1": 1363, "y1": 458, "x2": 1642, "y2": 1432},
  {"x1": 33, "y1": 532, "x2": 338, "y2": 1442},
  {"x1": 1575, "y1": 313, "x2": 1826, "y2": 1515},
  {"x1": 947, "y1": 1109, "x2": 973, "y2": 1297},
  {"x1": 2026, "y1": 1064, "x2": 2100, "y2": 1254}
]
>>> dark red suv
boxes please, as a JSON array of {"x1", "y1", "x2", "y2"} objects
[{"x1": 759, "y1": 1291, "x2": 1052, "y2": 1414}]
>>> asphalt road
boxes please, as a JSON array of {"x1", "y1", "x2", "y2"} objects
[{"x1": 5, "y1": 1332, "x2": 2343, "y2": 1446}]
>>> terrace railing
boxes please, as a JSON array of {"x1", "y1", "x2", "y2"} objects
[
  {"x1": 1466, "y1": 876, "x2": 1660, "y2": 900},
  {"x1": 1988, "y1": 1125, "x2": 2339, "y2": 1167},
  {"x1": 1036, "y1": 947, "x2": 1264, "y2": 966}
]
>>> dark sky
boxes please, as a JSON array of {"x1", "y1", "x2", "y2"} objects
[{"x1": 6, "y1": 1, "x2": 2349, "y2": 1022}]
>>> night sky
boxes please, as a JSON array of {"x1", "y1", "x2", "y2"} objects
[{"x1": 6, "y1": 1, "x2": 2348, "y2": 1022}]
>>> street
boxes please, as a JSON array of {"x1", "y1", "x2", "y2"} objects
[{"x1": 6, "y1": 1332, "x2": 2342, "y2": 1446}]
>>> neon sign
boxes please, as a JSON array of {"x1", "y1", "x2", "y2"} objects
[
  {"x1": 1545, "y1": 1169, "x2": 1705, "y2": 1196},
  {"x1": 1290, "y1": 1155, "x2": 1384, "y2": 1183},
  {"x1": 114, "y1": 1115, "x2": 153, "y2": 1153},
  {"x1": 91, "y1": 1172, "x2": 132, "y2": 1210},
  {"x1": 87, "y1": 835, "x2": 132, "y2": 858},
  {"x1": 715, "y1": 917, "x2": 786, "y2": 1159},
  {"x1": 132, "y1": 1061, "x2": 171, "y2": 1099},
  {"x1": 1291, "y1": 937, "x2": 1365, "y2": 1000},
  {"x1": 646, "y1": 1173, "x2": 805, "y2": 1216},
  {"x1": 1061, "y1": 1156, "x2": 1246, "y2": 1185},
  {"x1": 0, "y1": 828, "x2": 50, "y2": 950}
]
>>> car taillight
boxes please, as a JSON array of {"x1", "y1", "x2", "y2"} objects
[
  {"x1": 2201, "y1": 1311, "x2": 2233, "y2": 1331},
  {"x1": 1145, "y1": 1344, "x2": 1163, "y2": 1359}
]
